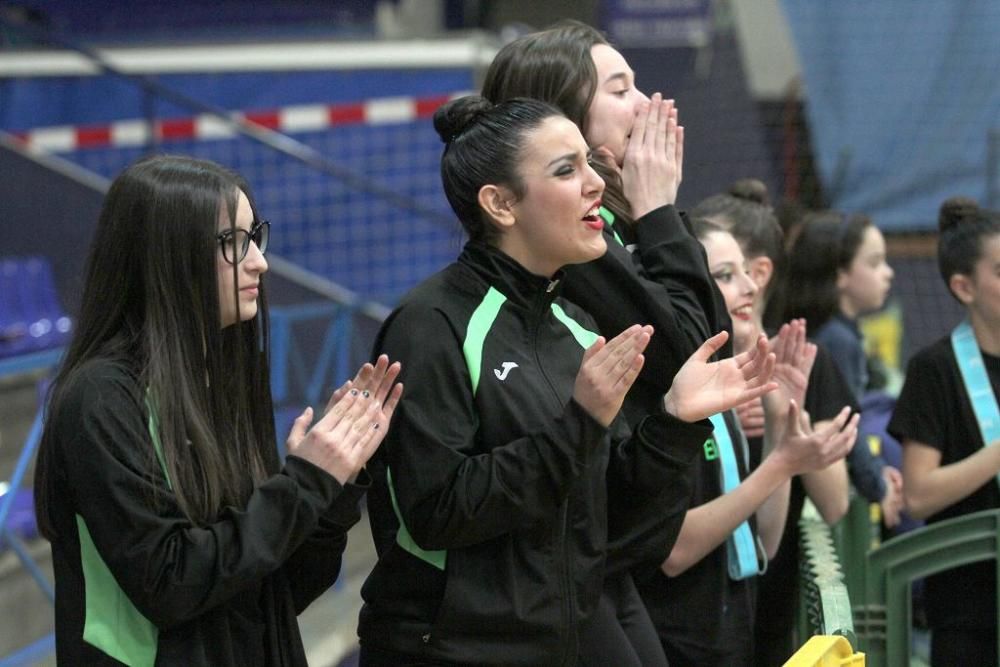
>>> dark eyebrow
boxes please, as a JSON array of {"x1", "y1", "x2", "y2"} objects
[
  {"x1": 547, "y1": 151, "x2": 581, "y2": 168},
  {"x1": 603, "y1": 70, "x2": 633, "y2": 86},
  {"x1": 710, "y1": 261, "x2": 736, "y2": 271}
]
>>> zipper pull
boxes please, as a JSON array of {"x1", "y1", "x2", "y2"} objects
[{"x1": 546, "y1": 278, "x2": 560, "y2": 293}]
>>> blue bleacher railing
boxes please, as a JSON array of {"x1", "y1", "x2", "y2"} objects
[
  {"x1": 0, "y1": 12, "x2": 455, "y2": 232},
  {"x1": 0, "y1": 256, "x2": 67, "y2": 666}
]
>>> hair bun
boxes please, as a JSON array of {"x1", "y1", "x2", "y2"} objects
[
  {"x1": 728, "y1": 178, "x2": 770, "y2": 206},
  {"x1": 434, "y1": 95, "x2": 493, "y2": 145},
  {"x1": 938, "y1": 196, "x2": 979, "y2": 233}
]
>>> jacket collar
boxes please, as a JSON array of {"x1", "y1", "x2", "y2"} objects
[{"x1": 459, "y1": 241, "x2": 564, "y2": 310}]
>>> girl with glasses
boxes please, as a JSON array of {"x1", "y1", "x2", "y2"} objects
[{"x1": 34, "y1": 155, "x2": 402, "y2": 666}]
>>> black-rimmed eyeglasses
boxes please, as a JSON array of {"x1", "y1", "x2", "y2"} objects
[{"x1": 217, "y1": 220, "x2": 270, "y2": 265}]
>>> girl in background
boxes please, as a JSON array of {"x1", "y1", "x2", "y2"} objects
[
  {"x1": 630, "y1": 217, "x2": 856, "y2": 666},
  {"x1": 34, "y1": 155, "x2": 402, "y2": 666},
  {"x1": 784, "y1": 209, "x2": 905, "y2": 529},
  {"x1": 691, "y1": 181, "x2": 852, "y2": 664},
  {"x1": 889, "y1": 197, "x2": 1000, "y2": 666}
]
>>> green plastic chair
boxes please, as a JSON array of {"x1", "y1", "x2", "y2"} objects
[{"x1": 857, "y1": 508, "x2": 1000, "y2": 667}]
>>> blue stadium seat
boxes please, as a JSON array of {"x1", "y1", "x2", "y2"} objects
[
  {"x1": 0, "y1": 257, "x2": 72, "y2": 359},
  {"x1": 0, "y1": 489, "x2": 38, "y2": 541}
]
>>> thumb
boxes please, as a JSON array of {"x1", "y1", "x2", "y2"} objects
[
  {"x1": 287, "y1": 406, "x2": 313, "y2": 448},
  {"x1": 785, "y1": 399, "x2": 801, "y2": 435},
  {"x1": 692, "y1": 330, "x2": 729, "y2": 363},
  {"x1": 582, "y1": 336, "x2": 607, "y2": 365}
]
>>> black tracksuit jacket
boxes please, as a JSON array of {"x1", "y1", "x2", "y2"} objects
[
  {"x1": 358, "y1": 242, "x2": 711, "y2": 666},
  {"x1": 563, "y1": 204, "x2": 729, "y2": 572},
  {"x1": 42, "y1": 359, "x2": 367, "y2": 665}
]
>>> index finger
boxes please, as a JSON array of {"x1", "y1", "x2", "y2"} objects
[
  {"x1": 593, "y1": 325, "x2": 650, "y2": 366},
  {"x1": 630, "y1": 100, "x2": 651, "y2": 151},
  {"x1": 653, "y1": 96, "x2": 669, "y2": 153},
  {"x1": 371, "y1": 360, "x2": 403, "y2": 405},
  {"x1": 675, "y1": 125, "x2": 684, "y2": 180},
  {"x1": 316, "y1": 386, "x2": 362, "y2": 430},
  {"x1": 644, "y1": 93, "x2": 663, "y2": 148}
]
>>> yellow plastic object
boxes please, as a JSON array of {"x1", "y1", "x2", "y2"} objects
[
  {"x1": 784, "y1": 635, "x2": 866, "y2": 666},
  {"x1": 860, "y1": 301, "x2": 902, "y2": 373}
]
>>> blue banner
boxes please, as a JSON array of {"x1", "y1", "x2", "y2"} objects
[
  {"x1": 602, "y1": 0, "x2": 713, "y2": 48},
  {"x1": 782, "y1": 1, "x2": 1000, "y2": 230}
]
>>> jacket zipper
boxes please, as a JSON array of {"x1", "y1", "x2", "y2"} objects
[{"x1": 530, "y1": 288, "x2": 576, "y2": 666}]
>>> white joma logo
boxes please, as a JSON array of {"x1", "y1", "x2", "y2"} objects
[{"x1": 494, "y1": 362, "x2": 519, "y2": 381}]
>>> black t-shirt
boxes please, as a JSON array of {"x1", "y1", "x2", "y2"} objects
[
  {"x1": 752, "y1": 344, "x2": 858, "y2": 663},
  {"x1": 633, "y1": 410, "x2": 756, "y2": 666},
  {"x1": 888, "y1": 335, "x2": 1000, "y2": 631}
]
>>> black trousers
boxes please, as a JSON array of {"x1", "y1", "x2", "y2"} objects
[
  {"x1": 577, "y1": 572, "x2": 669, "y2": 667},
  {"x1": 358, "y1": 644, "x2": 451, "y2": 667}
]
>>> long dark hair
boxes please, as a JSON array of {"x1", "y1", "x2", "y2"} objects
[
  {"x1": 782, "y1": 210, "x2": 873, "y2": 330},
  {"x1": 35, "y1": 155, "x2": 276, "y2": 537},
  {"x1": 937, "y1": 196, "x2": 1000, "y2": 301},
  {"x1": 482, "y1": 19, "x2": 635, "y2": 227},
  {"x1": 692, "y1": 179, "x2": 786, "y2": 327},
  {"x1": 433, "y1": 95, "x2": 563, "y2": 243}
]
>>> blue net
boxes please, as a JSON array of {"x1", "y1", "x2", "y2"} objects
[{"x1": 64, "y1": 117, "x2": 464, "y2": 304}]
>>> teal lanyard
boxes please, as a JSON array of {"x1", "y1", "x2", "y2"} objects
[
  {"x1": 599, "y1": 206, "x2": 626, "y2": 248},
  {"x1": 603, "y1": 204, "x2": 760, "y2": 576},
  {"x1": 709, "y1": 411, "x2": 762, "y2": 580},
  {"x1": 950, "y1": 320, "x2": 1000, "y2": 487}
]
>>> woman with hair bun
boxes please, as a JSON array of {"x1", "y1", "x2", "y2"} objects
[
  {"x1": 888, "y1": 197, "x2": 1000, "y2": 666},
  {"x1": 633, "y1": 212, "x2": 856, "y2": 667},
  {"x1": 692, "y1": 180, "x2": 854, "y2": 665},
  {"x1": 357, "y1": 95, "x2": 778, "y2": 666}
]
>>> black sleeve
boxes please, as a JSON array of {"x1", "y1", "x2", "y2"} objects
[
  {"x1": 888, "y1": 349, "x2": 948, "y2": 452},
  {"x1": 603, "y1": 411, "x2": 711, "y2": 570},
  {"x1": 805, "y1": 344, "x2": 860, "y2": 421},
  {"x1": 284, "y1": 468, "x2": 371, "y2": 613},
  {"x1": 54, "y1": 364, "x2": 352, "y2": 630},
  {"x1": 375, "y1": 304, "x2": 608, "y2": 551},
  {"x1": 806, "y1": 342, "x2": 885, "y2": 501},
  {"x1": 562, "y1": 205, "x2": 728, "y2": 391},
  {"x1": 632, "y1": 206, "x2": 731, "y2": 357}
]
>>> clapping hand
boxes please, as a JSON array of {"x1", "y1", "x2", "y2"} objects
[
  {"x1": 662, "y1": 331, "x2": 778, "y2": 423},
  {"x1": 574, "y1": 324, "x2": 652, "y2": 427},
  {"x1": 286, "y1": 355, "x2": 404, "y2": 485},
  {"x1": 762, "y1": 319, "x2": 817, "y2": 427},
  {"x1": 735, "y1": 398, "x2": 765, "y2": 439},
  {"x1": 773, "y1": 402, "x2": 858, "y2": 476}
]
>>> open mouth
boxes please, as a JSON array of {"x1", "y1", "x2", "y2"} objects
[
  {"x1": 731, "y1": 304, "x2": 754, "y2": 320},
  {"x1": 582, "y1": 202, "x2": 603, "y2": 230}
]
